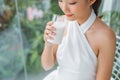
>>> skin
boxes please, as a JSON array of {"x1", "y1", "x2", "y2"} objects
[{"x1": 41, "y1": 0, "x2": 116, "y2": 80}]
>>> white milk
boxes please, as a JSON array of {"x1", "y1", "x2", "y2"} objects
[{"x1": 47, "y1": 21, "x2": 66, "y2": 44}]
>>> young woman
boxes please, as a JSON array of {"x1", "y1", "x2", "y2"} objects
[{"x1": 41, "y1": 0, "x2": 116, "y2": 80}]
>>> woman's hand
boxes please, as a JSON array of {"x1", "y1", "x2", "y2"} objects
[{"x1": 44, "y1": 21, "x2": 56, "y2": 46}]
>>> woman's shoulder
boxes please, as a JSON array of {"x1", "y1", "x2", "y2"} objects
[
  {"x1": 96, "y1": 18, "x2": 115, "y2": 39},
  {"x1": 93, "y1": 17, "x2": 116, "y2": 47}
]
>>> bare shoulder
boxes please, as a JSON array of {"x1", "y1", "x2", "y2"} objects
[
  {"x1": 93, "y1": 18, "x2": 116, "y2": 46},
  {"x1": 94, "y1": 18, "x2": 116, "y2": 80}
]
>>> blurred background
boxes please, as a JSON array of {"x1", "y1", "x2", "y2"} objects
[{"x1": 0, "y1": 0, "x2": 120, "y2": 80}]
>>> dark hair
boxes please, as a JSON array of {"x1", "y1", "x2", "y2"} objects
[{"x1": 92, "y1": 0, "x2": 102, "y2": 16}]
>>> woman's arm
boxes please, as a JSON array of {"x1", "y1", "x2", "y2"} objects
[
  {"x1": 96, "y1": 30, "x2": 116, "y2": 80},
  {"x1": 41, "y1": 21, "x2": 58, "y2": 71},
  {"x1": 41, "y1": 44, "x2": 58, "y2": 71}
]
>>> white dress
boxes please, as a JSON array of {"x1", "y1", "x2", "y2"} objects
[{"x1": 43, "y1": 10, "x2": 98, "y2": 80}]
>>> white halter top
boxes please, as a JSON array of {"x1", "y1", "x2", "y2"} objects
[{"x1": 56, "y1": 10, "x2": 98, "y2": 80}]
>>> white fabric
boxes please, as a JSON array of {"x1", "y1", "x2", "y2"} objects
[{"x1": 43, "y1": 9, "x2": 97, "y2": 80}]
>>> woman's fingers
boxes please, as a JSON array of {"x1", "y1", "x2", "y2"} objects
[
  {"x1": 47, "y1": 21, "x2": 54, "y2": 26},
  {"x1": 45, "y1": 29, "x2": 56, "y2": 36},
  {"x1": 45, "y1": 35, "x2": 54, "y2": 40},
  {"x1": 44, "y1": 21, "x2": 56, "y2": 41}
]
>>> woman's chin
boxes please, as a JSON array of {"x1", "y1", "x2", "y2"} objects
[{"x1": 66, "y1": 17, "x2": 76, "y2": 21}]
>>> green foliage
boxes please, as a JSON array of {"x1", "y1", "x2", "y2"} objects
[
  {"x1": 0, "y1": 0, "x2": 53, "y2": 76},
  {"x1": 0, "y1": 19, "x2": 24, "y2": 78},
  {"x1": 21, "y1": 11, "x2": 52, "y2": 73},
  {"x1": 15, "y1": 0, "x2": 53, "y2": 73},
  {"x1": 102, "y1": 11, "x2": 120, "y2": 36},
  {"x1": 110, "y1": 11, "x2": 120, "y2": 35},
  {"x1": 50, "y1": 0, "x2": 64, "y2": 15}
]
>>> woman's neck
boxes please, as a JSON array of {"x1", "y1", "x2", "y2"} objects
[{"x1": 77, "y1": 9, "x2": 92, "y2": 25}]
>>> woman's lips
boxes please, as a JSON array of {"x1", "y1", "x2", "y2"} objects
[{"x1": 65, "y1": 14, "x2": 73, "y2": 17}]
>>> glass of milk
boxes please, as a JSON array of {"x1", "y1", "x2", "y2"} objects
[{"x1": 47, "y1": 14, "x2": 67, "y2": 44}]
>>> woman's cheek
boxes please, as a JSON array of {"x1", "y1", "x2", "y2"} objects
[
  {"x1": 70, "y1": 6, "x2": 82, "y2": 14},
  {"x1": 59, "y1": 3, "x2": 63, "y2": 10}
]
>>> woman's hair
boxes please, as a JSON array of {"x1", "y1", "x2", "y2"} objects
[{"x1": 92, "y1": 0, "x2": 102, "y2": 16}]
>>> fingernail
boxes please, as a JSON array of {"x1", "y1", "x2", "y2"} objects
[{"x1": 52, "y1": 28, "x2": 56, "y2": 30}]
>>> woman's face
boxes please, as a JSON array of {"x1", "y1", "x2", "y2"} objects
[{"x1": 58, "y1": 0, "x2": 93, "y2": 21}]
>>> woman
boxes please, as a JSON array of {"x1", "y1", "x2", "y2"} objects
[{"x1": 41, "y1": 0, "x2": 116, "y2": 80}]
